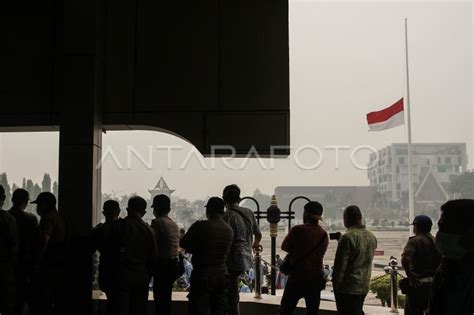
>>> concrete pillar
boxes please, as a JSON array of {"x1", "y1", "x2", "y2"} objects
[{"x1": 56, "y1": 0, "x2": 104, "y2": 313}]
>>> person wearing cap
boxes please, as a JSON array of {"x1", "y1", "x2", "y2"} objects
[
  {"x1": 332, "y1": 205, "x2": 377, "y2": 315},
  {"x1": 91, "y1": 200, "x2": 121, "y2": 315},
  {"x1": 108, "y1": 196, "x2": 157, "y2": 315},
  {"x1": 150, "y1": 194, "x2": 180, "y2": 315},
  {"x1": 0, "y1": 184, "x2": 19, "y2": 315},
  {"x1": 29, "y1": 191, "x2": 67, "y2": 315},
  {"x1": 401, "y1": 214, "x2": 441, "y2": 315},
  {"x1": 279, "y1": 201, "x2": 329, "y2": 315},
  {"x1": 9, "y1": 188, "x2": 38, "y2": 315},
  {"x1": 222, "y1": 184, "x2": 262, "y2": 315},
  {"x1": 428, "y1": 199, "x2": 474, "y2": 315},
  {"x1": 180, "y1": 197, "x2": 234, "y2": 315}
]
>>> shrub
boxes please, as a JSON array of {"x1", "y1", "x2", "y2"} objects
[{"x1": 370, "y1": 274, "x2": 405, "y2": 308}]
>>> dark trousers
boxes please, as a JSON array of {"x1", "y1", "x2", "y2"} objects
[
  {"x1": 279, "y1": 277, "x2": 324, "y2": 315},
  {"x1": 99, "y1": 272, "x2": 118, "y2": 315},
  {"x1": 335, "y1": 293, "x2": 366, "y2": 315},
  {"x1": 14, "y1": 266, "x2": 33, "y2": 315},
  {"x1": 405, "y1": 283, "x2": 431, "y2": 315},
  {"x1": 0, "y1": 264, "x2": 15, "y2": 315},
  {"x1": 227, "y1": 270, "x2": 242, "y2": 315},
  {"x1": 153, "y1": 261, "x2": 178, "y2": 315},
  {"x1": 115, "y1": 278, "x2": 150, "y2": 315},
  {"x1": 102, "y1": 287, "x2": 118, "y2": 315},
  {"x1": 188, "y1": 271, "x2": 228, "y2": 315},
  {"x1": 30, "y1": 266, "x2": 66, "y2": 315}
]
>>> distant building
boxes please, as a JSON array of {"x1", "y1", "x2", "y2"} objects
[
  {"x1": 368, "y1": 143, "x2": 468, "y2": 204},
  {"x1": 149, "y1": 177, "x2": 175, "y2": 200}
]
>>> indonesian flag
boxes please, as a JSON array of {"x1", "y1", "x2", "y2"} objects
[{"x1": 366, "y1": 98, "x2": 405, "y2": 131}]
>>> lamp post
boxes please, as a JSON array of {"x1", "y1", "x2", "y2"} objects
[
  {"x1": 245, "y1": 194, "x2": 311, "y2": 296},
  {"x1": 266, "y1": 195, "x2": 281, "y2": 296}
]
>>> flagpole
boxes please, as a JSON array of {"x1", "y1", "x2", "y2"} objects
[{"x1": 405, "y1": 18, "x2": 415, "y2": 227}]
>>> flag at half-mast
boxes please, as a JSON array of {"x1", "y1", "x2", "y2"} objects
[{"x1": 366, "y1": 98, "x2": 405, "y2": 131}]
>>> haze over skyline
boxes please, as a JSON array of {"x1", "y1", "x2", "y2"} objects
[{"x1": 0, "y1": 1, "x2": 472, "y2": 200}]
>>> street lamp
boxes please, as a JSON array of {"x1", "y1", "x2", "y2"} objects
[{"x1": 266, "y1": 195, "x2": 281, "y2": 296}]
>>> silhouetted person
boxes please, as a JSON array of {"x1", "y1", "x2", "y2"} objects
[
  {"x1": 0, "y1": 184, "x2": 19, "y2": 315},
  {"x1": 9, "y1": 188, "x2": 38, "y2": 315},
  {"x1": 428, "y1": 200, "x2": 474, "y2": 315},
  {"x1": 332, "y1": 205, "x2": 377, "y2": 315},
  {"x1": 30, "y1": 192, "x2": 67, "y2": 315},
  {"x1": 279, "y1": 201, "x2": 329, "y2": 315},
  {"x1": 180, "y1": 197, "x2": 233, "y2": 315},
  {"x1": 151, "y1": 194, "x2": 180, "y2": 315},
  {"x1": 222, "y1": 184, "x2": 262, "y2": 315},
  {"x1": 91, "y1": 200, "x2": 121, "y2": 315},
  {"x1": 109, "y1": 196, "x2": 157, "y2": 315},
  {"x1": 401, "y1": 215, "x2": 441, "y2": 315}
]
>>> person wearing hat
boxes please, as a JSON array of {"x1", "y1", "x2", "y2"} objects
[
  {"x1": 180, "y1": 197, "x2": 234, "y2": 315},
  {"x1": 401, "y1": 214, "x2": 441, "y2": 315},
  {"x1": 0, "y1": 184, "x2": 18, "y2": 315},
  {"x1": 30, "y1": 191, "x2": 67, "y2": 315},
  {"x1": 91, "y1": 200, "x2": 121, "y2": 315},
  {"x1": 108, "y1": 196, "x2": 157, "y2": 315},
  {"x1": 332, "y1": 205, "x2": 377, "y2": 315},
  {"x1": 279, "y1": 201, "x2": 329, "y2": 315},
  {"x1": 9, "y1": 188, "x2": 38, "y2": 315},
  {"x1": 150, "y1": 194, "x2": 180, "y2": 315}
]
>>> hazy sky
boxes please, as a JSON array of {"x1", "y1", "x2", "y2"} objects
[{"x1": 0, "y1": 0, "x2": 472, "y2": 200}]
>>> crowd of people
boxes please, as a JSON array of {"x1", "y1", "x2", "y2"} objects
[{"x1": 1, "y1": 182, "x2": 473, "y2": 315}]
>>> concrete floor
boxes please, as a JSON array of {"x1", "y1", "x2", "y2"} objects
[{"x1": 93, "y1": 291, "x2": 404, "y2": 314}]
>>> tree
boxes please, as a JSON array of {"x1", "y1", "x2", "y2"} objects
[
  {"x1": 26, "y1": 180, "x2": 35, "y2": 196},
  {"x1": 0, "y1": 173, "x2": 12, "y2": 209},
  {"x1": 33, "y1": 184, "x2": 42, "y2": 200},
  {"x1": 42, "y1": 173, "x2": 52, "y2": 192},
  {"x1": 448, "y1": 171, "x2": 474, "y2": 199},
  {"x1": 53, "y1": 181, "x2": 59, "y2": 198}
]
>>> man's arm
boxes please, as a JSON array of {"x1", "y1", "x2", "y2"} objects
[
  {"x1": 281, "y1": 227, "x2": 296, "y2": 253},
  {"x1": 401, "y1": 240, "x2": 421, "y2": 288},
  {"x1": 180, "y1": 222, "x2": 200, "y2": 254},
  {"x1": 332, "y1": 235, "x2": 352, "y2": 292},
  {"x1": 151, "y1": 220, "x2": 162, "y2": 245},
  {"x1": 148, "y1": 227, "x2": 158, "y2": 275},
  {"x1": 37, "y1": 219, "x2": 53, "y2": 264},
  {"x1": 8, "y1": 216, "x2": 19, "y2": 264},
  {"x1": 317, "y1": 232, "x2": 329, "y2": 259}
]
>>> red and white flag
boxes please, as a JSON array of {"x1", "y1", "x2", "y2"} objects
[{"x1": 366, "y1": 98, "x2": 405, "y2": 131}]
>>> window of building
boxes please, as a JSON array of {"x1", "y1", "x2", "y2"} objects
[
  {"x1": 399, "y1": 157, "x2": 405, "y2": 164},
  {"x1": 445, "y1": 157, "x2": 451, "y2": 164},
  {"x1": 437, "y1": 157, "x2": 442, "y2": 164},
  {"x1": 437, "y1": 166, "x2": 447, "y2": 173}
]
